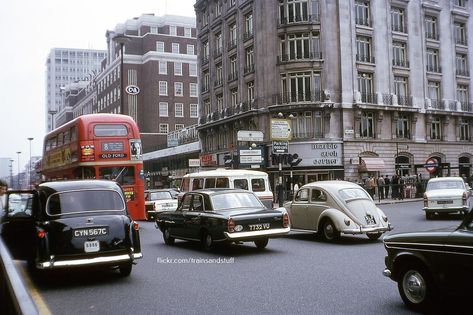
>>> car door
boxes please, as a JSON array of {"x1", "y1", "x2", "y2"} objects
[
  {"x1": 184, "y1": 194, "x2": 203, "y2": 240},
  {"x1": 171, "y1": 194, "x2": 192, "y2": 237},
  {"x1": 289, "y1": 188, "x2": 310, "y2": 229},
  {"x1": 1, "y1": 191, "x2": 36, "y2": 260},
  {"x1": 306, "y1": 189, "x2": 330, "y2": 231}
]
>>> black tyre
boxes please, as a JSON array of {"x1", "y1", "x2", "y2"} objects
[
  {"x1": 201, "y1": 232, "x2": 214, "y2": 251},
  {"x1": 163, "y1": 227, "x2": 175, "y2": 245},
  {"x1": 425, "y1": 212, "x2": 433, "y2": 220},
  {"x1": 321, "y1": 219, "x2": 340, "y2": 242},
  {"x1": 397, "y1": 264, "x2": 437, "y2": 312},
  {"x1": 254, "y1": 238, "x2": 269, "y2": 249},
  {"x1": 118, "y1": 262, "x2": 132, "y2": 277},
  {"x1": 367, "y1": 233, "x2": 382, "y2": 241}
]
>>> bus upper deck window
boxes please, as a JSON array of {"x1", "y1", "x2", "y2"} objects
[{"x1": 94, "y1": 124, "x2": 128, "y2": 137}]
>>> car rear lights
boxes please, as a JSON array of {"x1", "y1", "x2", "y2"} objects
[
  {"x1": 37, "y1": 228, "x2": 46, "y2": 239},
  {"x1": 227, "y1": 218, "x2": 235, "y2": 233},
  {"x1": 423, "y1": 193, "x2": 428, "y2": 208},
  {"x1": 283, "y1": 213, "x2": 289, "y2": 228},
  {"x1": 132, "y1": 221, "x2": 140, "y2": 231}
]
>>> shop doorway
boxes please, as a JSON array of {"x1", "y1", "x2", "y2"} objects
[{"x1": 459, "y1": 156, "x2": 471, "y2": 178}]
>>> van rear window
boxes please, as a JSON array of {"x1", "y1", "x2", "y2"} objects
[
  {"x1": 251, "y1": 178, "x2": 265, "y2": 192},
  {"x1": 216, "y1": 178, "x2": 229, "y2": 188}
]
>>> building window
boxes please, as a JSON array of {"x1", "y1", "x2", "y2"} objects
[
  {"x1": 159, "y1": 81, "x2": 168, "y2": 96},
  {"x1": 394, "y1": 76, "x2": 409, "y2": 105},
  {"x1": 185, "y1": 27, "x2": 192, "y2": 38},
  {"x1": 190, "y1": 104, "x2": 198, "y2": 118},
  {"x1": 355, "y1": 0, "x2": 370, "y2": 26},
  {"x1": 174, "y1": 62, "x2": 182, "y2": 76},
  {"x1": 457, "y1": 84, "x2": 469, "y2": 110},
  {"x1": 172, "y1": 43, "x2": 180, "y2": 54},
  {"x1": 281, "y1": 72, "x2": 312, "y2": 102},
  {"x1": 360, "y1": 112, "x2": 375, "y2": 138},
  {"x1": 157, "y1": 41, "x2": 165, "y2": 52},
  {"x1": 245, "y1": 13, "x2": 253, "y2": 39},
  {"x1": 229, "y1": 24, "x2": 237, "y2": 49},
  {"x1": 204, "y1": 99, "x2": 211, "y2": 116},
  {"x1": 357, "y1": 72, "x2": 374, "y2": 103},
  {"x1": 216, "y1": 63, "x2": 223, "y2": 86},
  {"x1": 460, "y1": 119, "x2": 470, "y2": 141},
  {"x1": 174, "y1": 82, "x2": 183, "y2": 96},
  {"x1": 396, "y1": 114, "x2": 410, "y2": 139},
  {"x1": 231, "y1": 88, "x2": 238, "y2": 107},
  {"x1": 215, "y1": 33, "x2": 222, "y2": 56},
  {"x1": 150, "y1": 26, "x2": 158, "y2": 34},
  {"x1": 175, "y1": 124, "x2": 185, "y2": 131},
  {"x1": 426, "y1": 49, "x2": 440, "y2": 72},
  {"x1": 215, "y1": 1, "x2": 222, "y2": 17},
  {"x1": 425, "y1": 16, "x2": 438, "y2": 40},
  {"x1": 245, "y1": 47, "x2": 254, "y2": 73},
  {"x1": 170, "y1": 26, "x2": 177, "y2": 36},
  {"x1": 247, "y1": 81, "x2": 254, "y2": 103},
  {"x1": 229, "y1": 55, "x2": 238, "y2": 80},
  {"x1": 203, "y1": 70, "x2": 210, "y2": 92},
  {"x1": 159, "y1": 124, "x2": 169, "y2": 134},
  {"x1": 203, "y1": 41, "x2": 209, "y2": 63},
  {"x1": 175, "y1": 103, "x2": 184, "y2": 117},
  {"x1": 293, "y1": 111, "x2": 323, "y2": 139},
  {"x1": 391, "y1": 7, "x2": 406, "y2": 33},
  {"x1": 190, "y1": 83, "x2": 198, "y2": 97},
  {"x1": 454, "y1": 0, "x2": 468, "y2": 7},
  {"x1": 187, "y1": 45, "x2": 194, "y2": 55},
  {"x1": 428, "y1": 81, "x2": 441, "y2": 107},
  {"x1": 159, "y1": 102, "x2": 168, "y2": 117},
  {"x1": 216, "y1": 94, "x2": 223, "y2": 112},
  {"x1": 189, "y1": 63, "x2": 197, "y2": 77},
  {"x1": 454, "y1": 22, "x2": 467, "y2": 45},
  {"x1": 356, "y1": 36, "x2": 373, "y2": 63},
  {"x1": 201, "y1": 9, "x2": 209, "y2": 27},
  {"x1": 430, "y1": 117, "x2": 441, "y2": 140},
  {"x1": 393, "y1": 41, "x2": 408, "y2": 67},
  {"x1": 279, "y1": 0, "x2": 309, "y2": 24},
  {"x1": 456, "y1": 54, "x2": 469, "y2": 76}
]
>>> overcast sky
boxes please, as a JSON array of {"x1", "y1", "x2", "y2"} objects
[{"x1": 0, "y1": 0, "x2": 196, "y2": 174}]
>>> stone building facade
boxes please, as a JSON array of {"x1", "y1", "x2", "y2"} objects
[{"x1": 194, "y1": 0, "x2": 473, "y2": 190}]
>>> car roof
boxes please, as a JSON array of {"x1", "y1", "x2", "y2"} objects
[
  {"x1": 302, "y1": 180, "x2": 362, "y2": 190},
  {"x1": 427, "y1": 177, "x2": 464, "y2": 183},
  {"x1": 186, "y1": 188, "x2": 253, "y2": 195},
  {"x1": 38, "y1": 180, "x2": 122, "y2": 193},
  {"x1": 183, "y1": 168, "x2": 268, "y2": 177}
]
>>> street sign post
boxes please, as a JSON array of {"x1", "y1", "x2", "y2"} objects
[
  {"x1": 424, "y1": 158, "x2": 438, "y2": 174},
  {"x1": 237, "y1": 130, "x2": 264, "y2": 142},
  {"x1": 272, "y1": 141, "x2": 289, "y2": 154}
]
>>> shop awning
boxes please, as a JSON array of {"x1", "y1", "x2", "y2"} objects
[{"x1": 359, "y1": 157, "x2": 386, "y2": 172}]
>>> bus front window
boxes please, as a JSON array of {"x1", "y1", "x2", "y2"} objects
[{"x1": 99, "y1": 167, "x2": 135, "y2": 185}]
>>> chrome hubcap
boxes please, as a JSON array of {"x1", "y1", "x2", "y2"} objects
[
  {"x1": 403, "y1": 270, "x2": 427, "y2": 304},
  {"x1": 164, "y1": 229, "x2": 170, "y2": 239},
  {"x1": 205, "y1": 235, "x2": 212, "y2": 247},
  {"x1": 324, "y1": 223, "x2": 334, "y2": 239}
]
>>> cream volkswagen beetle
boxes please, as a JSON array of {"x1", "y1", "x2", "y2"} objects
[{"x1": 284, "y1": 180, "x2": 392, "y2": 241}]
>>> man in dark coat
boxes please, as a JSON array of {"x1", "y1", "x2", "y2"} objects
[{"x1": 384, "y1": 175, "x2": 390, "y2": 199}]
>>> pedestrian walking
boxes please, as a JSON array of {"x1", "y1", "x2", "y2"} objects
[
  {"x1": 0, "y1": 180, "x2": 7, "y2": 210},
  {"x1": 391, "y1": 175, "x2": 399, "y2": 199},
  {"x1": 377, "y1": 175, "x2": 385, "y2": 199},
  {"x1": 384, "y1": 175, "x2": 391, "y2": 199},
  {"x1": 367, "y1": 176, "x2": 376, "y2": 198}
]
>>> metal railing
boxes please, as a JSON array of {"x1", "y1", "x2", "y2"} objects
[
  {"x1": 357, "y1": 54, "x2": 375, "y2": 63},
  {"x1": 392, "y1": 59, "x2": 409, "y2": 68},
  {"x1": 278, "y1": 52, "x2": 323, "y2": 63},
  {"x1": 275, "y1": 92, "x2": 323, "y2": 104},
  {"x1": 279, "y1": 14, "x2": 320, "y2": 25}
]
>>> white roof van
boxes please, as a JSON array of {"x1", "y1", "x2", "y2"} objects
[{"x1": 180, "y1": 169, "x2": 274, "y2": 209}]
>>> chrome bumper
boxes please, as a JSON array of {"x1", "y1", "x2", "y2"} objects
[
  {"x1": 224, "y1": 227, "x2": 290, "y2": 241},
  {"x1": 383, "y1": 268, "x2": 392, "y2": 278},
  {"x1": 37, "y1": 252, "x2": 143, "y2": 269},
  {"x1": 341, "y1": 225, "x2": 392, "y2": 235}
]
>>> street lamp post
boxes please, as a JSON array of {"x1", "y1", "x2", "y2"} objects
[
  {"x1": 48, "y1": 110, "x2": 58, "y2": 130},
  {"x1": 27, "y1": 137, "x2": 34, "y2": 188},
  {"x1": 113, "y1": 33, "x2": 130, "y2": 115},
  {"x1": 16, "y1": 151, "x2": 21, "y2": 189},
  {"x1": 9, "y1": 159, "x2": 14, "y2": 188}
]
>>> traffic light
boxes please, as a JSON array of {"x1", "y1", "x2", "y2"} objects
[{"x1": 224, "y1": 155, "x2": 233, "y2": 168}]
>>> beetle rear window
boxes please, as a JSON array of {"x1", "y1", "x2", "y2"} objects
[
  {"x1": 46, "y1": 190, "x2": 125, "y2": 215},
  {"x1": 339, "y1": 188, "x2": 371, "y2": 201}
]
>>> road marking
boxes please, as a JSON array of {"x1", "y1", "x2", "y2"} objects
[{"x1": 14, "y1": 261, "x2": 52, "y2": 315}]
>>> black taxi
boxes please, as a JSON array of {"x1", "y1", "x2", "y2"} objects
[{"x1": 0, "y1": 180, "x2": 142, "y2": 276}]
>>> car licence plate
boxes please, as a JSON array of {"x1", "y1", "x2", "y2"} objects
[
  {"x1": 84, "y1": 240, "x2": 100, "y2": 253},
  {"x1": 248, "y1": 223, "x2": 270, "y2": 231},
  {"x1": 437, "y1": 200, "x2": 453, "y2": 205},
  {"x1": 365, "y1": 215, "x2": 376, "y2": 225}
]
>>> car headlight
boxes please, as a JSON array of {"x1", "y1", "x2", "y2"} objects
[{"x1": 344, "y1": 218, "x2": 351, "y2": 226}]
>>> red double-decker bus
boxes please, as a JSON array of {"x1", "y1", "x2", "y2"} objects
[{"x1": 41, "y1": 114, "x2": 145, "y2": 220}]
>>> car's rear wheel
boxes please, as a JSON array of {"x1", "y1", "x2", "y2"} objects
[
  {"x1": 367, "y1": 233, "x2": 382, "y2": 241},
  {"x1": 202, "y1": 232, "x2": 214, "y2": 251},
  {"x1": 398, "y1": 264, "x2": 437, "y2": 312},
  {"x1": 254, "y1": 238, "x2": 269, "y2": 249},
  {"x1": 425, "y1": 212, "x2": 434, "y2": 220},
  {"x1": 118, "y1": 262, "x2": 132, "y2": 277},
  {"x1": 163, "y1": 227, "x2": 175, "y2": 245},
  {"x1": 321, "y1": 219, "x2": 340, "y2": 242}
]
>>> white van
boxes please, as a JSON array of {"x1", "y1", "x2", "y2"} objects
[{"x1": 180, "y1": 169, "x2": 274, "y2": 208}]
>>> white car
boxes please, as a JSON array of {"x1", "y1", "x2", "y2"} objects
[
  {"x1": 284, "y1": 180, "x2": 392, "y2": 241},
  {"x1": 144, "y1": 189, "x2": 178, "y2": 221},
  {"x1": 423, "y1": 177, "x2": 472, "y2": 219}
]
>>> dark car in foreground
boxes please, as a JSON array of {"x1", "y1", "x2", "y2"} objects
[
  {"x1": 382, "y1": 212, "x2": 473, "y2": 311},
  {"x1": 1, "y1": 180, "x2": 142, "y2": 276},
  {"x1": 155, "y1": 189, "x2": 290, "y2": 250}
]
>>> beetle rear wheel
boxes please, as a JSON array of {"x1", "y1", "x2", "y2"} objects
[
  {"x1": 118, "y1": 262, "x2": 132, "y2": 277},
  {"x1": 398, "y1": 264, "x2": 436, "y2": 312},
  {"x1": 321, "y1": 219, "x2": 340, "y2": 242}
]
